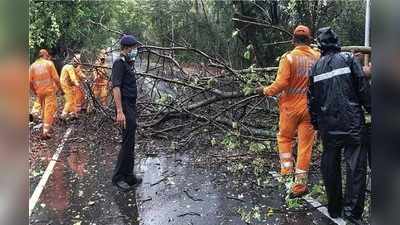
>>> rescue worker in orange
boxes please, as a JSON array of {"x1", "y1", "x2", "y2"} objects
[
  {"x1": 256, "y1": 25, "x2": 320, "y2": 198},
  {"x1": 92, "y1": 49, "x2": 109, "y2": 107},
  {"x1": 31, "y1": 52, "x2": 57, "y2": 120},
  {"x1": 72, "y1": 54, "x2": 87, "y2": 113},
  {"x1": 60, "y1": 55, "x2": 86, "y2": 119},
  {"x1": 29, "y1": 49, "x2": 62, "y2": 139}
]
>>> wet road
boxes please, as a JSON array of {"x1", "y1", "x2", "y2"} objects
[{"x1": 29, "y1": 118, "x2": 339, "y2": 225}]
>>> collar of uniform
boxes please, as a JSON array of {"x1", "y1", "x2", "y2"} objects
[
  {"x1": 36, "y1": 58, "x2": 46, "y2": 63},
  {"x1": 294, "y1": 45, "x2": 312, "y2": 51}
]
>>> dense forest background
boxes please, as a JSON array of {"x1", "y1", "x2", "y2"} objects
[{"x1": 29, "y1": 0, "x2": 366, "y2": 68}]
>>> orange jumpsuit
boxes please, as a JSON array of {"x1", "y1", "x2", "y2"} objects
[
  {"x1": 263, "y1": 45, "x2": 319, "y2": 193},
  {"x1": 92, "y1": 61, "x2": 109, "y2": 106},
  {"x1": 60, "y1": 64, "x2": 81, "y2": 117},
  {"x1": 74, "y1": 66, "x2": 86, "y2": 112},
  {"x1": 29, "y1": 58, "x2": 60, "y2": 135}
]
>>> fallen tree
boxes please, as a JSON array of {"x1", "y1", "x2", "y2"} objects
[{"x1": 80, "y1": 21, "x2": 371, "y2": 150}]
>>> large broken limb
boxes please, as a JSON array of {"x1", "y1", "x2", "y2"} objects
[{"x1": 340, "y1": 46, "x2": 371, "y2": 54}]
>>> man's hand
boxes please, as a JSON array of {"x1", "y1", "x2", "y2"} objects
[
  {"x1": 255, "y1": 85, "x2": 265, "y2": 96},
  {"x1": 116, "y1": 110, "x2": 126, "y2": 129},
  {"x1": 363, "y1": 62, "x2": 372, "y2": 78}
]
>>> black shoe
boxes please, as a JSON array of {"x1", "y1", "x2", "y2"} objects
[
  {"x1": 114, "y1": 180, "x2": 136, "y2": 192},
  {"x1": 125, "y1": 176, "x2": 143, "y2": 186}
]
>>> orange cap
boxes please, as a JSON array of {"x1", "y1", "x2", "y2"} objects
[
  {"x1": 293, "y1": 25, "x2": 311, "y2": 38},
  {"x1": 38, "y1": 49, "x2": 49, "y2": 59}
]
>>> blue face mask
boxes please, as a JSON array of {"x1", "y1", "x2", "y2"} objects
[{"x1": 127, "y1": 48, "x2": 138, "y2": 61}]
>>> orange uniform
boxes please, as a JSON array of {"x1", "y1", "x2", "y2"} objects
[
  {"x1": 29, "y1": 58, "x2": 60, "y2": 135},
  {"x1": 92, "y1": 60, "x2": 109, "y2": 106},
  {"x1": 74, "y1": 65, "x2": 86, "y2": 112},
  {"x1": 60, "y1": 64, "x2": 81, "y2": 117},
  {"x1": 263, "y1": 45, "x2": 320, "y2": 194}
]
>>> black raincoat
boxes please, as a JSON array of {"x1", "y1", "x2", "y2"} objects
[{"x1": 307, "y1": 27, "x2": 371, "y2": 220}]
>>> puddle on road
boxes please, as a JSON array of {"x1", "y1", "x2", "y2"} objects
[{"x1": 30, "y1": 140, "x2": 140, "y2": 225}]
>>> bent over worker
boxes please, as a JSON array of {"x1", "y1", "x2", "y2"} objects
[
  {"x1": 92, "y1": 49, "x2": 109, "y2": 107},
  {"x1": 60, "y1": 55, "x2": 83, "y2": 119},
  {"x1": 308, "y1": 27, "x2": 371, "y2": 223},
  {"x1": 72, "y1": 54, "x2": 87, "y2": 113},
  {"x1": 29, "y1": 49, "x2": 62, "y2": 139},
  {"x1": 256, "y1": 25, "x2": 320, "y2": 198}
]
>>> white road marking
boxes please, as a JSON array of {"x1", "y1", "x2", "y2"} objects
[
  {"x1": 29, "y1": 127, "x2": 73, "y2": 216},
  {"x1": 269, "y1": 171, "x2": 347, "y2": 225}
]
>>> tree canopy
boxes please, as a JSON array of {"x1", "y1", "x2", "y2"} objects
[{"x1": 29, "y1": 0, "x2": 366, "y2": 66}]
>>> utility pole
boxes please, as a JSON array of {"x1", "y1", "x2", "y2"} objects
[
  {"x1": 364, "y1": 0, "x2": 371, "y2": 65},
  {"x1": 171, "y1": 15, "x2": 175, "y2": 58}
]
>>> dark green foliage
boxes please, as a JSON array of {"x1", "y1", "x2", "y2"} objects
[{"x1": 29, "y1": 0, "x2": 366, "y2": 66}]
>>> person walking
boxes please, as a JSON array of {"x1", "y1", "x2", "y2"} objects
[
  {"x1": 29, "y1": 49, "x2": 62, "y2": 139},
  {"x1": 256, "y1": 25, "x2": 320, "y2": 198}
]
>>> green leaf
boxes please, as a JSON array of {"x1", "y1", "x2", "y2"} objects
[
  {"x1": 249, "y1": 142, "x2": 265, "y2": 153},
  {"x1": 243, "y1": 86, "x2": 254, "y2": 96},
  {"x1": 243, "y1": 50, "x2": 250, "y2": 60},
  {"x1": 232, "y1": 30, "x2": 239, "y2": 38}
]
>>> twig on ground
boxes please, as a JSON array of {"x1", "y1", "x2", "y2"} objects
[{"x1": 183, "y1": 189, "x2": 203, "y2": 202}]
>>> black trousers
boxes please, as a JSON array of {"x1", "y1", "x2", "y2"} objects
[
  {"x1": 112, "y1": 97, "x2": 137, "y2": 184},
  {"x1": 320, "y1": 132, "x2": 367, "y2": 219}
]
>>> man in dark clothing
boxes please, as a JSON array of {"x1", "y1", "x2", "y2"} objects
[
  {"x1": 308, "y1": 27, "x2": 371, "y2": 224},
  {"x1": 111, "y1": 34, "x2": 142, "y2": 192}
]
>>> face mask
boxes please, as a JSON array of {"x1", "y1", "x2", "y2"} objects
[{"x1": 127, "y1": 48, "x2": 138, "y2": 61}]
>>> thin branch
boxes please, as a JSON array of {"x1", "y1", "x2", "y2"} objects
[{"x1": 232, "y1": 18, "x2": 293, "y2": 37}]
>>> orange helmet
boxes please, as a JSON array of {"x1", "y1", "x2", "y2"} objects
[
  {"x1": 38, "y1": 49, "x2": 50, "y2": 59},
  {"x1": 293, "y1": 25, "x2": 312, "y2": 38}
]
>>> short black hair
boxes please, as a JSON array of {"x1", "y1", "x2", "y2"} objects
[{"x1": 293, "y1": 35, "x2": 311, "y2": 45}]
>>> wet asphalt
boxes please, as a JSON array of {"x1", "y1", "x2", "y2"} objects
[{"x1": 29, "y1": 120, "x2": 338, "y2": 225}]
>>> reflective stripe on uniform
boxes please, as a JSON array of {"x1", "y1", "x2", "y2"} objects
[
  {"x1": 313, "y1": 67, "x2": 351, "y2": 82},
  {"x1": 295, "y1": 168, "x2": 307, "y2": 175},
  {"x1": 281, "y1": 161, "x2": 293, "y2": 168},
  {"x1": 285, "y1": 87, "x2": 308, "y2": 95},
  {"x1": 33, "y1": 79, "x2": 52, "y2": 85},
  {"x1": 279, "y1": 152, "x2": 292, "y2": 159}
]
